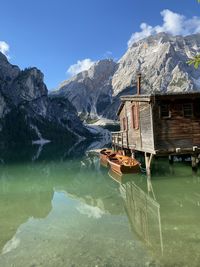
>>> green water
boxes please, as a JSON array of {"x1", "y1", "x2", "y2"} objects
[{"x1": 0, "y1": 144, "x2": 200, "y2": 267}]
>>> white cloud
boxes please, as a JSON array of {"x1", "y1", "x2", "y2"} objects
[
  {"x1": 128, "y1": 9, "x2": 200, "y2": 47},
  {"x1": 77, "y1": 203, "x2": 106, "y2": 219},
  {"x1": 0, "y1": 41, "x2": 10, "y2": 58},
  {"x1": 67, "y1": 58, "x2": 95, "y2": 76}
]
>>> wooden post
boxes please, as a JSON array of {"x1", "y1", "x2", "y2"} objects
[
  {"x1": 131, "y1": 150, "x2": 135, "y2": 159},
  {"x1": 126, "y1": 130, "x2": 129, "y2": 148},
  {"x1": 145, "y1": 152, "x2": 153, "y2": 178},
  {"x1": 113, "y1": 135, "x2": 117, "y2": 152}
]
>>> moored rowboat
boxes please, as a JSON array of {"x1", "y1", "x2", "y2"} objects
[
  {"x1": 107, "y1": 155, "x2": 140, "y2": 175},
  {"x1": 100, "y1": 149, "x2": 116, "y2": 167}
]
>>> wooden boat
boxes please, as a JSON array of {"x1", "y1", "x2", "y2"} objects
[
  {"x1": 100, "y1": 149, "x2": 116, "y2": 167},
  {"x1": 107, "y1": 155, "x2": 140, "y2": 175}
]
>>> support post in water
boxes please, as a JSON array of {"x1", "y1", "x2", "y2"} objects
[
  {"x1": 131, "y1": 149, "x2": 135, "y2": 159},
  {"x1": 145, "y1": 152, "x2": 153, "y2": 178}
]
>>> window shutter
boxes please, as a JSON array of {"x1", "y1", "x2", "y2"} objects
[{"x1": 132, "y1": 103, "x2": 139, "y2": 129}]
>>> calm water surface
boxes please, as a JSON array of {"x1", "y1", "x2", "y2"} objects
[{"x1": 0, "y1": 144, "x2": 200, "y2": 267}]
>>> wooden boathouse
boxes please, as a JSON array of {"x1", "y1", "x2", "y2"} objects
[{"x1": 112, "y1": 75, "x2": 200, "y2": 175}]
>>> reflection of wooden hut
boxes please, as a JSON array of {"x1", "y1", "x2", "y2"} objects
[
  {"x1": 120, "y1": 180, "x2": 163, "y2": 254},
  {"x1": 112, "y1": 74, "x2": 200, "y2": 175}
]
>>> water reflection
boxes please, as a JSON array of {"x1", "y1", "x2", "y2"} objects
[
  {"x1": 1, "y1": 147, "x2": 200, "y2": 266},
  {"x1": 0, "y1": 166, "x2": 54, "y2": 252},
  {"x1": 108, "y1": 170, "x2": 163, "y2": 255},
  {"x1": 1, "y1": 147, "x2": 150, "y2": 267},
  {"x1": 0, "y1": 148, "x2": 125, "y2": 263},
  {"x1": 109, "y1": 160, "x2": 200, "y2": 267}
]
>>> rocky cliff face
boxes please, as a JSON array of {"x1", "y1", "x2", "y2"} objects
[
  {"x1": 52, "y1": 33, "x2": 200, "y2": 120},
  {"x1": 0, "y1": 52, "x2": 93, "y2": 145},
  {"x1": 51, "y1": 59, "x2": 117, "y2": 120},
  {"x1": 112, "y1": 32, "x2": 200, "y2": 96}
]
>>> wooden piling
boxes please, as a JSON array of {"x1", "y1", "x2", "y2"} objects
[{"x1": 145, "y1": 152, "x2": 153, "y2": 178}]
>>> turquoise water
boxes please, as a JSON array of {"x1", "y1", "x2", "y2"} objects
[{"x1": 0, "y1": 144, "x2": 200, "y2": 267}]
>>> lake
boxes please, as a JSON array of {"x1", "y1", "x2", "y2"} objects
[{"x1": 0, "y1": 143, "x2": 200, "y2": 267}]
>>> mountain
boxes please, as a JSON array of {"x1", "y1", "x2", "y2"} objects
[
  {"x1": 52, "y1": 33, "x2": 200, "y2": 120},
  {"x1": 112, "y1": 32, "x2": 200, "y2": 95},
  {"x1": 0, "y1": 52, "x2": 94, "y2": 145},
  {"x1": 51, "y1": 59, "x2": 117, "y2": 121}
]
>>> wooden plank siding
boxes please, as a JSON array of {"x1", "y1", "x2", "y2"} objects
[
  {"x1": 139, "y1": 102, "x2": 154, "y2": 152},
  {"x1": 126, "y1": 101, "x2": 141, "y2": 150},
  {"x1": 153, "y1": 98, "x2": 200, "y2": 153},
  {"x1": 117, "y1": 100, "x2": 155, "y2": 153},
  {"x1": 113, "y1": 93, "x2": 200, "y2": 156}
]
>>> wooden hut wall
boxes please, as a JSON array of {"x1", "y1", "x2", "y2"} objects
[
  {"x1": 153, "y1": 98, "x2": 200, "y2": 151},
  {"x1": 126, "y1": 101, "x2": 141, "y2": 150},
  {"x1": 139, "y1": 102, "x2": 154, "y2": 152},
  {"x1": 119, "y1": 104, "x2": 126, "y2": 131},
  {"x1": 119, "y1": 100, "x2": 154, "y2": 152}
]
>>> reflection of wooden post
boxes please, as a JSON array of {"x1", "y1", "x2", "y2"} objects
[
  {"x1": 191, "y1": 154, "x2": 198, "y2": 172},
  {"x1": 158, "y1": 206, "x2": 164, "y2": 255},
  {"x1": 169, "y1": 155, "x2": 174, "y2": 165},
  {"x1": 145, "y1": 153, "x2": 153, "y2": 178}
]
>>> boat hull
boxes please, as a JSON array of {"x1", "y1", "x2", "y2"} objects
[
  {"x1": 100, "y1": 149, "x2": 115, "y2": 167},
  {"x1": 107, "y1": 158, "x2": 140, "y2": 175},
  {"x1": 100, "y1": 154, "x2": 109, "y2": 167}
]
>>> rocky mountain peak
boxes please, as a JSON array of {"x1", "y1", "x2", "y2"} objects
[
  {"x1": 112, "y1": 33, "x2": 200, "y2": 96},
  {"x1": 0, "y1": 52, "x2": 20, "y2": 83},
  {"x1": 0, "y1": 52, "x2": 8, "y2": 62},
  {"x1": 51, "y1": 59, "x2": 117, "y2": 119},
  {"x1": 87, "y1": 59, "x2": 116, "y2": 79},
  {"x1": 2, "y1": 67, "x2": 48, "y2": 106},
  {"x1": 59, "y1": 59, "x2": 116, "y2": 88}
]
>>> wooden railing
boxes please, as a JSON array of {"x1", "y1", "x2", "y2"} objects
[{"x1": 111, "y1": 131, "x2": 128, "y2": 148}]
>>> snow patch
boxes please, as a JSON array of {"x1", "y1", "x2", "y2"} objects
[
  {"x1": 32, "y1": 139, "x2": 51, "y2": 145},
  {"x1": 90, "y1": 117, "x2": 119, "y2": 126},
  {"x1": 85, "y1": 124, "x2": 112, "y2": 149},
  {"x1": 30, "y1": 124, "x2": 51, "y2": 145}
]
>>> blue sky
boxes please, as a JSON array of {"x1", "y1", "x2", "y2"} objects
[{"x1": 0, "y1": 0, "x2": 199, "y2": 90}]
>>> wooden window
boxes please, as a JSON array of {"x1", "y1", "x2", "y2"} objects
[
  {"x1": 122, "y1": 117, "x2": 127, "y2": 131},
  {"x1": 194, "y1": 101, "x2": 200, "y2": 117},
  {"x1": 172, "y1": 103, "x2": 183, "y2": 117},
  {"x1": 183, "y1": 103, "x2": 193, "y2": 118},
  {"x1": 160, "y1": 104, "x2": 170, "y2": 118},
  {"x1": 132, "y1": 104, "x2": 139, "y2": 129}
]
